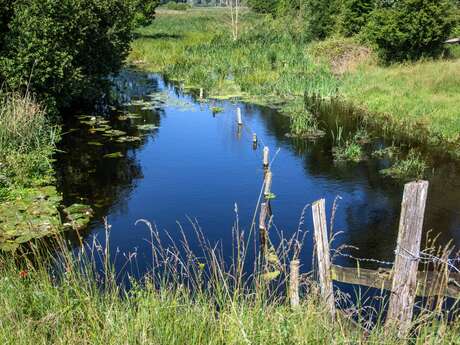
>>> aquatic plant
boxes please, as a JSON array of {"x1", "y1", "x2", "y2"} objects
[{"x1": 380, "y1": 149, "x2": 427, "y2": 181}]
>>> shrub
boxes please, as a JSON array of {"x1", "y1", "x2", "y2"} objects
[
  {"x1": 164, "y1": 1, "x2": 191, "y2": 11},
  {"x1": 363, "y1": 0, "x2": 456, "y2": 62},
  {"x1": 303, "y1": 0, "x2": 339, "y2": 40},
  {"x1": 340, "y1": 0, "x2": 376, "y2": 36},
  {"x1": 0, "y1": 0, "x2": 158, "y2": 114},
  {"x1": 247, "y1": 0, "x2": 279, "y2": 15}
]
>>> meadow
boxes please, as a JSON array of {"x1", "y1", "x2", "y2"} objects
[{"x1": 129, "y1": 7, "x2": 460, "y2": 157}]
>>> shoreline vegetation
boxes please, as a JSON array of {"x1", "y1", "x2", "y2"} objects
[
  {"x1": 129, "y1": 7, "x2": 460, "y2": 159},
  {"x1": 1, "y1": 227, "x2": 460, "y2": 344}
]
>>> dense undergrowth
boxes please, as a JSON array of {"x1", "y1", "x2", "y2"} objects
[{"x1": 130, "y1": 8, "x2": 460, "y2": 159}]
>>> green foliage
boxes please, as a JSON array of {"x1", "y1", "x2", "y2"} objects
[
  {"x1": 303, "y1": 0, "x2": 339, "y2": 40},
  {"x1": 0, "y1": 92, "x2": 58, "y2": 192},
  {"x1": 380, "y1": 149, "x2": 427, "y2": 180},
  {"x1": 164, "y1": 1, "x2": 192, "y2": 11},
  {"x1": 340, "y1": 0, "x2": 375, "y2": 36},
  {"x1": 247, "y1": 0, "x2": 279, "y2": 15},
  {"x1": 0, "y1": 0, "x2": 158, "y2": 113},
  {"x1": 363, "y1": 0, "x2": 456, "y2": 62}
]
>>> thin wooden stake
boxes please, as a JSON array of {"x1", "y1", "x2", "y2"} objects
[
  {"x1": 386, "y1": 180, "x2": 429, "y2": 337},
  {"x1": 263, "y1": 146, "x2": 269, "y2": 168},
  {"x1": 259, "y1": 202, "x2": 269, "y2": 257},
  {"x1": 312, "y1": 199, "x2": 335, "y2": 318},
  {"x1": 264, "y1": 170, "x2": 272, "y2": 198},
  {"x1": 199, "y1": 88, "x2": 204, "y2": 100},
  {"x1": 236, "y1": 107, "x2": 242, "y2": 126},
  {"x1": 290, "y1": 259, "x2": 300, "y2": 308}
]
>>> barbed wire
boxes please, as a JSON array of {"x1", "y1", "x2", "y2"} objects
[{"x1": 331, "y1": 249, "x2": 395, "y2": 266}]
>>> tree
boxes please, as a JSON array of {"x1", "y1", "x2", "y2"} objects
[
  {"x1": 340, "y1": 0, "x2": 375, "y2": 36},
  {"x1": 364, "y1": 0, "x2": 457, "y2": 62},
  {"x1": 0, "y1": 0, "x2": 159, "y2": 113}
]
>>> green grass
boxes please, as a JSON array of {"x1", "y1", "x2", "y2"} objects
[
  {"x1": 1, "y1": 229, "x2": 460, "y2": 345},
  {"x1": 130, "y1": 8, "x2": 460, "y2": 156},
  {"x1": 342, "y1": 59, "x2": 460, "y2": 144},
  {"x1": 0, "y1": 92, "x2": 59, "y2": 196}
]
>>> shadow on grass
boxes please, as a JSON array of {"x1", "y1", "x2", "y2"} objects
[{"x1": 133, "y1": 32, "x2": 183, "y2": 40}]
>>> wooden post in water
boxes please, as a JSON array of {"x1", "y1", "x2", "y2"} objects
[
  {"x1": 263, "y1": 146, "x2": 269, "y2": 168},
  {"x1": 312, "y1": 199, "x2": 335, "y2": 318},
  {"x1": 264, "y1": 170, "x2": 272, "y2": 198},
  {"x1": 199, "y1": 88, "x2": 204, "y2": 100},
  {"x1": 252, "y1": 133, "x2": 258, "y2": 150},
  {"x1": 259, "y1": 202, "x2": 269, "y2": 257},
  {"x1": 386, "y1": 180, "x2": 429, "y2": 337},
  {"x1": 236, "y1": 107, "x2": 243, "y2": 126},
  {"x1": 290, "y1": 259, "x2": 300, "y2": 308}
]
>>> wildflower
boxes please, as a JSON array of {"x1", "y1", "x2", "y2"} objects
[{"x1": 19, "y1": 270, "x2": 28, "y2": 278}]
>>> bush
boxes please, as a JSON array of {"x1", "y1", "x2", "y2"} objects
[
  {"x1": 303, "y1": 0, "x2": 339, "y2": 40},
  {"x1": 363, "y1": 0, "x2": 456, "y2": 62},
  {"x1": 164, "y1": 1, "x2": 191, "y2": 11},
  {"x1": 0, "y1": 0, "x2": 158, "y2": 114},
  {"x1": 247, "y1": 0, "x2": 279, "y2": 15},
  {"x1": 340, "y1": 0, "x2": 376, "y2": 36}
]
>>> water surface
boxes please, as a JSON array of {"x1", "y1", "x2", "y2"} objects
[{"x1": 56, "y1": 69, "x2": 460, "y2": 279}]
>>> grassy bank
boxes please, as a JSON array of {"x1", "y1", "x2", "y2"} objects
[
  {"x1": 1, "y1": 232, "x2": 459, "y2": 345},
  {"x1": 129, "y1": 8, "x2": 460, "y2": 156},
  {"x1": 0, "y1": 92, "x2": 62, "y2": 250}
]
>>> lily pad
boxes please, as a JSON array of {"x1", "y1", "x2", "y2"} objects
[
  {"x1": 63, "y1": 204, "x2": 93, "y2": 231},
  {"x1": 103, "y1": 152, "x2": 124, "y2": 159},
  {"x1": 88, "y1": 141, "x2": 104, "y2": 146},
  {"x1": 116, "y1": 136, "x2": 142, "y2": 143},
  {"x1": 137, "y1": 124, "x2": 159, "y2": 131}
]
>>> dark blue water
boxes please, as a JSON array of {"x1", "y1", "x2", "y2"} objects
[{"x1": 56, "y1": 69, "x2": 460, "y2": 282}]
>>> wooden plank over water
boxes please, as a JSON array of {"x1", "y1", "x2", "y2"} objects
[{"x1": 331, "y1": 265, "x2": 460, "y2": 299}]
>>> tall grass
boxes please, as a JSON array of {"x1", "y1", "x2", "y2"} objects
[
  {"x1": 1, "y1": 220, "x2": 460, "y2": 344},
  {"x1": 0, "y1": 92, "x2": 59, "y2": 196},
  {"x1": 130, "y1": 9, "x2": 339, "y2": 101}
]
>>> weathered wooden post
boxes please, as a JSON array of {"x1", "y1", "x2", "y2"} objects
[
  {"x1": 312, "y1": 198, "x2": 335, "y2": 318},
  {"x1": 386, "y1": 180, "x2": 429, "y2": 336},
  {"x1": 236, "y1": 107, "x2": 242, "y2": 126},
  {"x1": 263, "y1": 146, "x2": 269, "y2": 168},
  {"x1": 199, "y1": 88, "x2": 204, "y2": 100},
  {"x1": 259, "y1": 202, "x2": 269, "y2": 257},
  {"x1": 263, "y1": 170, "x2": 272, "y2": 198},
  {"x1": 290, "y1": 259, "x2": 300, "y2": 308},
  {"x1": 252, "y1": 133, "x2": 258, "y2": 150}
]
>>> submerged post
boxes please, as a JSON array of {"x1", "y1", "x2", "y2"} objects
[
  {"x1": 312, "y1": 199, "x2": 335, "y2": 318},
  {"x1": 236, "y1": 107, "x2": 243, "y2": 126},
  {"x1": 386, "y1": 180, "x2": 429, "y2": 337},
  {"x1": 290, "y1": 259, "x2": 300, "y2": 308},
  {"x1": 263, "y1": 146, "x2": 269, "y2": 168}
]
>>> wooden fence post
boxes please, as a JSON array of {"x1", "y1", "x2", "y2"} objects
[
  {"x1": 264, "y1": 170, "x2": 272, "y2": 198},
  {"x1": 290, "y1": 259, "x2": 300, "y2": 308},
  {"x1": 263, "y1": 146, "x2": 269, "y2": 168},
  {"x1": 236, "y1": 107, "x2": 242, "y2": 126},
  {"x1": 312, "y1": 199, "x2": 335, "y2": 318},
  {"x1": 386, "y1": 180, "x2": 429, "y2": 336},
  {"x1": 259, "y1": 202, "x2": 269, "y2": 257}
]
